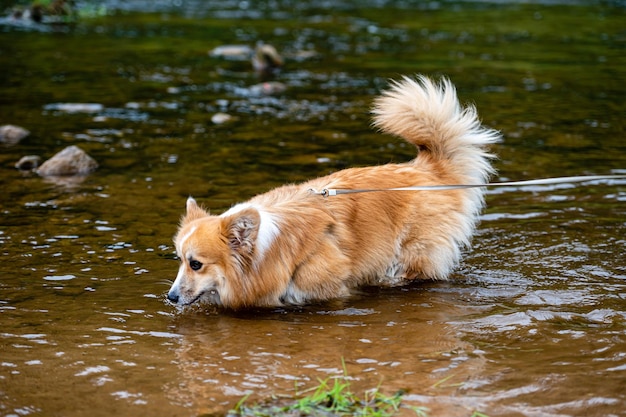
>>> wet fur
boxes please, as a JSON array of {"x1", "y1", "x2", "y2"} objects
[{"x1": 168, "y1": 75, "x2": 500, "y2": 309}]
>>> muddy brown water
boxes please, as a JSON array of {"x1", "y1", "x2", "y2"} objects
[{"x1": 1, "y1": 1, "x2": 625, "y2": 416}]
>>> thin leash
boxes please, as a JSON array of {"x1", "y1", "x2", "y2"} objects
[{"x1": 308, "y1": 174, "x2": 626, "y2": 197}]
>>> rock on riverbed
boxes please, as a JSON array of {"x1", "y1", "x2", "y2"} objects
[
  {"x1": 37, "y1": 145, "x2": 98, "y2": 176},
  {"x1": 15, "y1": 155, "x2": 42, "y2": 171},
  {"x1": 0, "y1": 124, "x2": 30, "y2": 145}
]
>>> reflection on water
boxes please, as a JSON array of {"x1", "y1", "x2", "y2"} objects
[
  {"x1": 168, "y1": 292, "x2": 487, "y2": 415},
  {"x1": 1, "y1": 0, "x2": 625, "y2": 416}
]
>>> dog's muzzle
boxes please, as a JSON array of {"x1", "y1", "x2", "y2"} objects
[
  {"x1": 166, "y1": 287, "x2": 220, "y2": 306},
  {"x1": 166, "y1": 288, "x2": 180, "y2": 304}
]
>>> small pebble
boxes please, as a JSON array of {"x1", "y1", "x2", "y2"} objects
[
  {"x1": 209, "y1": 45, "x2": 253, "y2": 60},
  {"x1": 211, "y1": 112, "x2": 233, "y2": 124}
]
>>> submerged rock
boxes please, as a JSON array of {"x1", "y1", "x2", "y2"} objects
[
  {"x1": 0, "y1": 124, "x2": 30, "y2": 145},
  {"x1": 43, "y1": 102, "x2": 104, "y2": 113},
  {"x1": 37, "y1": 145, "x2": 98, "y2": 176},
  {"x1": 247, "y1": 81, "x2": 287, "y2": 96},
  {"x1": 15, "y1": 155, "x2": 42, "y2": 171}
]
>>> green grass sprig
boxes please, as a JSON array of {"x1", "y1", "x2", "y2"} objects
[{"x1": 227, "y1": 374, "x2": 428, "y2": 417}]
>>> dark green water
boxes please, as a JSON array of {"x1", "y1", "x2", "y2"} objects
[{"x1": 1, "y1": 1, "x2": 625, "y2": 416}]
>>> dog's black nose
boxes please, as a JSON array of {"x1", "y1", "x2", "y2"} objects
[{"x1": 167, "y1": 291, "x2": 179, "y2": 304}]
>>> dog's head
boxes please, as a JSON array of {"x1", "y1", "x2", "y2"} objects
[{"x1": 167, "y1": 197, "x2": 260, "y2": 308}]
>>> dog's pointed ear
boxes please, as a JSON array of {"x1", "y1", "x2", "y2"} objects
[
  {"x1": 222, "y1": 208, "x2": 260, "y2": 255},
  {"x1": 183, "y1": 197, "x2": 209, "y2": 223}
]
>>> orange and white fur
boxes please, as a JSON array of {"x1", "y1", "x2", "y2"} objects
[{"x1": 167, "y1": 75, "x2": 500, "y2": 309}]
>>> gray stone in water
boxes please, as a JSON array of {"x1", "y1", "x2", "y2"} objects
[
  {"x1": 15, "y1": 155, "x2": 42, "y2": 171},
  {"x1": 37, "y1": 145, "x2": 98, "y2": 176},
  {"x1": 208, "y1": 44, "x2": 253, "y2": 60},
  {"x1": 0, "y1": 125, "x2": 30, "y2": 145}
]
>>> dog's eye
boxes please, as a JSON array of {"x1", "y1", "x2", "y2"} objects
[{"x1": 189, "y1": 260, "x2": 203, "y2": 271}]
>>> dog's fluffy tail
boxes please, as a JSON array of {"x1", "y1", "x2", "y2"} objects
[{"x1": 372, "y1": 75, "x2": 500, "y2": 184}]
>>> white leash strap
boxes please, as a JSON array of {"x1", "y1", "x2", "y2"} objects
[{"x1": 309, "y1": 175, "x2": 626, "y2": 197}]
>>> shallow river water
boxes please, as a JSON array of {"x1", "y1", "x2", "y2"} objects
[{"x1": 1, "y1": 1, "x2": 625, "y2": 416}]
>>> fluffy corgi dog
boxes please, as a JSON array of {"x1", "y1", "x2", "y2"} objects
[{"x1": 167, "y1": 75, "x2": 500, "y2": 309}]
